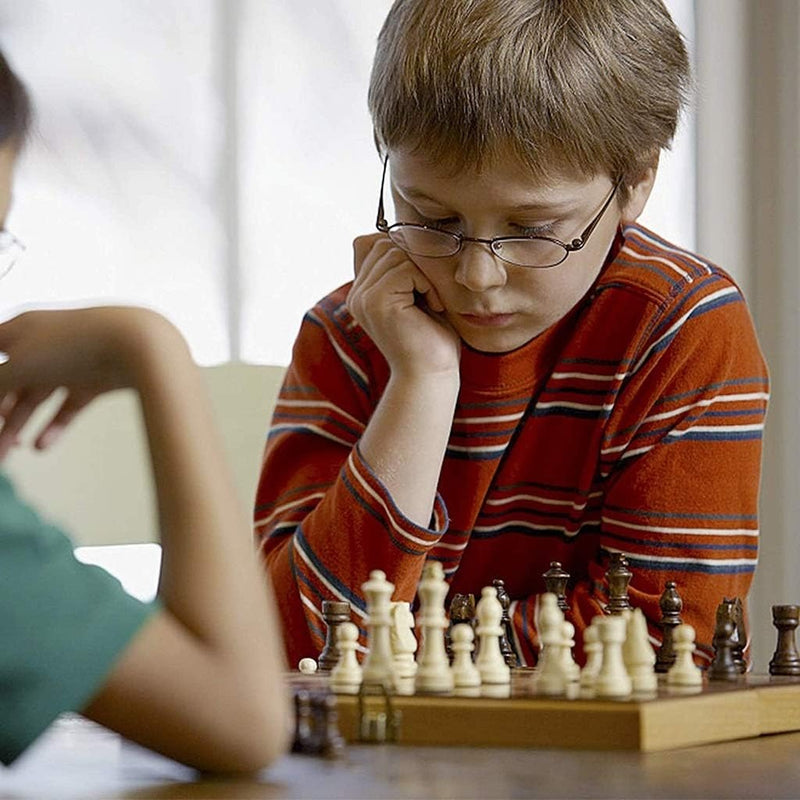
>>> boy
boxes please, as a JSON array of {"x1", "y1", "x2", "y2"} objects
[
  {"x1": 255, "y1": 0, "x2": 768, "y2": 668},
  {"x1": 0, "y1": 53, "x2": 289, "y2": 770}
]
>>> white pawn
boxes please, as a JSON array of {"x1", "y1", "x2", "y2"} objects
[
  {"x1": 298, "y1": 657, "x2": 318, "y2": 675},
  {"x1": 415, "y1": 561, "x2": 454, "y2": 692},
  {"x1": 625, "y1": 608, "x2": 658, "y2": 693},
  {"x1": 667, "y1": 623, "x2": 703, "y2": 687},
  {"x1": 595, "y1": 615, "x2": 633, "y2": 698},
  {"x1": 534, "y1": 594, "x2": 566, "y2": 695},
  {"x1": 451, "y1": 624, "x2": 481, "y2": 689},
  {"x1": 580, "y1": 619, "x2": 603, "y2": 691},
  {"x1": 361, "y1": 569, "x2": 396, "y2": 689},
  {"x1": 560, "y1": 620, "x2": 581, "y2": 683},
  {"x1": 330, "y1": 622, "x2": 362, "y2": 694},
  {"x1": 535, "y1": 593, "x2": 564, "y2": 671},
  {"x1": 475, "y1": 586, "x2": 511, "y2": 685},
  {"x1": 390, "y1": 600, "x2": 418, "y2": 679}
]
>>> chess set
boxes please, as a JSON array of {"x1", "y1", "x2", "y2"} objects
[{"x1": 289, "y1": 557, "x2": 800, "y2": 754}]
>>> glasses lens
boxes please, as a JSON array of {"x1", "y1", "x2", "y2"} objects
[
  {"x1": 493, "y1": 238, "x2": 568, "y2": 268},
  {"x1": 387, "y1": 225, "x2": 460, "y2": 257}
]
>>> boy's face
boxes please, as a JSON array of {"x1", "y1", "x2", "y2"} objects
[{"x1": 387, "y1": 149, "x2": 645, "y2": 353}]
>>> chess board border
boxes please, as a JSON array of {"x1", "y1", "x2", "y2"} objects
[{"x1": 289, "y1": 672, "x2": 800, "y2": 752}]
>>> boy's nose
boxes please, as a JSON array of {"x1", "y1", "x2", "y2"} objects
[{"x1": 453, "y1": 242, "x2": 508, "y2": 292}]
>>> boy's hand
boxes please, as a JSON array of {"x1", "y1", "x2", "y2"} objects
[
  {"x1": 0, "y1": 307, "x2": 185, "y2": 459},
  {"x1": 348, "y1": 234, "x2": 460, "y2": 377}
]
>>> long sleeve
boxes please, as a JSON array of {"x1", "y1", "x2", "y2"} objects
[
  {"x1": 507, "y1": 265, "x2": 768, "y2": 666},
  {"x1": 254, "y1": 289, "x2": 448, "y2": 664}
]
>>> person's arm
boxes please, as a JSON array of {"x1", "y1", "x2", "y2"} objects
[
  {"x1": 0, "y1": 308, "x2": 289, "y2": 773},
  {"x1": 509, "y1": 278, "x2": 768, "y2": 666},
  {"x1": 256, "y1": 287, "x2": 453, "y2": 665}
]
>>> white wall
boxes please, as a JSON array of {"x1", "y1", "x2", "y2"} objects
[{"x1": 695, "y1": 0, "x2": 800, "y2": 671}]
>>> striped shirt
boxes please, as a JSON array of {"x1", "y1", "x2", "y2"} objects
[{"x1": 255, "y1": 223, "x2": 769, "y2": 667}]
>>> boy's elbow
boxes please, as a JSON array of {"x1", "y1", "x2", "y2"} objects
[{"x1": 212, "y1": 686, "x2": 292, "y2": 774}]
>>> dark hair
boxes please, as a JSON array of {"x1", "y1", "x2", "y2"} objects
[{"x1": 0, "y1": 50, "x2": 30, "y2": 146}]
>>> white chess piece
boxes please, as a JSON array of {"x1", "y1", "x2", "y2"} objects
[
  {"x1": 390, "y1": 600, "x2": 418, "y2": 679},
  {"x1": 625, "y1": 608, "x2": 658, "y2": 693},
  {"x1": 667, "y1": 623, "x2": 703, "y2": 687},
  {"x1": 475, "y1": 586, "x2": 511, "y2": 685},
  {"x1": 534, "y1": 593, "x2": 566, "y2": 695},
  {"x1": 595, "y1": 615, "x2": 633, "y2": 698},
  {"x1": 298, "y1": 657, "x2": 318, "y2": 675},
  {"x1": 330, "y1": 622, "x2": 363, "y2": 693},
  {"x1": 451, "y1": 623, "x2": 482, "y2": 689},
  {"x1": 580, "y1": 619, "x2": 603, "y2": 691},
  {"x1": 534, "y1": 593, "x2": 564, "y2": 670},
  {"x1": 361, "y1": 569, "x2": 397, "y2": 689},
  {"x1": 560, "y1": 620, "x2": 581, "y2": 683},
  {"x1": 415, "y1": 561, "x2": 454, "y2": 692}
]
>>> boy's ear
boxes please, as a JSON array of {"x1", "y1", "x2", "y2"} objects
[{"x1": 619, "y1": 157, "x2": 659, "y2": 224}]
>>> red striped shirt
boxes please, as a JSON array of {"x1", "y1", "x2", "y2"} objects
[{"x1": 255, "y1": 223, "x2": 769, "y2": 667}]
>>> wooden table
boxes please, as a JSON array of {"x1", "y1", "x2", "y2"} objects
[{"x1": 1, "y1": 715, "x2": 799, "y2": 799}]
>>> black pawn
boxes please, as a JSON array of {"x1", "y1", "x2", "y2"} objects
[
  {"x1": 542, "y1": 561, "x2": 570, "y2": 613},
  {"x1": 769, "y1": 604, "x2": 800, "y2": 676},
  {"x1": 493, "y1": 579, "x2": 519, "y2": 667},
  {"x1": 655, "y1": 581, "x2": 683, "y2": 673},
  {"x1": 604, "y1": 553, "x2": 633, "y2": 614},
  {"x1": 447, "y1": 593, "x2": 476, "y2": 660},
  {"x1": 291, "y1": 689, "x2": 314, "y2": 753},
  {"x1": 708, "y1": 614, "x2": 741, "y2": 682},
  {"x1": 318, "y1": 600, "x2": 350, "y2": 672},
  {"x1": 317, "y1": 693, "x2": 345, "y2": 759}
]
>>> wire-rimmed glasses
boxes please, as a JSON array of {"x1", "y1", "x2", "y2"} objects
[{"x1": 375, "y1": 156, "x2": 620, "y2": 269}]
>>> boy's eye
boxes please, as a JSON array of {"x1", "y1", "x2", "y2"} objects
[
  {"x1": 417, "y1": 214, "x2": 461, "y2": 232},
  {"x1": 513, "y1": 222, "x2": 556, "y2": 237}
]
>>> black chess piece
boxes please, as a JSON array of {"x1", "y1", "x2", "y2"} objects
[
  {"x1": 542, "y1": 561, "x2": 570, "y2": 613},
  {"x1": 492, "y1": 578, "x2": 519, "y2": 667},
  {"x1": 655, "y1": 581, "x2": 683, "y2": 673},
  {"x1": 769, "y1": 604, "x2": 800, "y2": 676},
  {"x1": 447, "y1": 592, "x2": 476, "y2": 660},
  {"x1": 318, "y1": 600, "x2": 351, "y2": 671},
  {"x1": 708, "y1": 613, "x2": 741, "y2": 682},
  {"x1": 604, "y1": 552, "x2": 633, "y2": 614},
  {"x1": 291, "y1": 689, "x2": 314, "y2": 753},
  {"x1": 717, "y1": 597, "x2": 747, "y2": 674},
  {"x1": 316, "y1": 693, "x2": 346, "y2": 759}
]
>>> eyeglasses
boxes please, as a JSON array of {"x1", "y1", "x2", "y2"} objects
[
  {"x1": 376, "y1": 156, "x2": 620, "y2": 269},
  {"x1": 0, "y1": 229, "x2": 24, "y2": 281}
]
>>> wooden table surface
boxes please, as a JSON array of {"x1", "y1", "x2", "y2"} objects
[{"x1": 2, "y1": 715, "x2": 799, "y2": 800}]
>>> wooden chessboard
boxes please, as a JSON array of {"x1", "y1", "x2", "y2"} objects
[{"x1": 289, "y1": 671, "x2": 800, "y2": 752}]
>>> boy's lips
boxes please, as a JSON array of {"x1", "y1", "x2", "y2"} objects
[{"x1": 458, "y1": 311, "x2": 517, "y2": 327}]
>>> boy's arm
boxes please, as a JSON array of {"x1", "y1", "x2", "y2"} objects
[
  {"x1": 256, "y1": 293, "x2": 453, "y2": 665},
  {"x1": 511, "y1": 281, "x2": 768, "y2": 666},
  {"x1": 0, "y1": 309, "x2": 289, "y2": 773}
]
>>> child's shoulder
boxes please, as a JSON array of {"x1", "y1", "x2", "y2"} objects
[
  {"x1": 598, "y1": 223, "x2": 741, "y2": 308},
  {"x1": 304, "y1": 282, "x2": 356, "y2": 333}
]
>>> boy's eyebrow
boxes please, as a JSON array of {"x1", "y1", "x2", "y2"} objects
[{"x1": 398, "y1": 186, "x2": 579, "y2": 214}]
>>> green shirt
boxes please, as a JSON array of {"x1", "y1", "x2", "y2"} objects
[{"x1": 0, "y1": 473, "x2": 156, "y2": 765}]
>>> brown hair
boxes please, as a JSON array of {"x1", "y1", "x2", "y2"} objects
[
  {"x1": 0, "y1": 51, "x2": 30, "y2": 147},
  {"x1": 368, "y1": 0, "x2": 690, "y2": 200}
]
